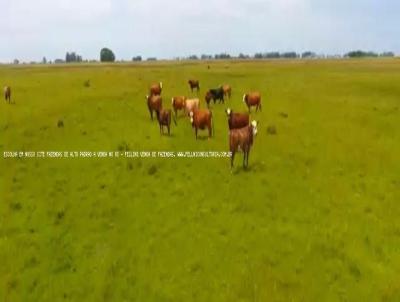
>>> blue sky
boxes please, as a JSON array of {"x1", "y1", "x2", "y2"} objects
[{"x1": 0, "y1": 0, "x2": 398, "y2": 62}]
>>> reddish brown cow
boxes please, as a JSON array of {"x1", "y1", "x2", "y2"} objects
[
  {"x1": 188, "y1": 80, "x2": 200, "y2": 92},
  {"x1": 222, "y1": 84, "x2": 232, "y2": 99},
  {"x1": 184, "y1": 98, "x2": 200, "y2": 116},
  {"x1": 4, "y1": 86, "x2": 11, "y2": 103},
  {"x1": 156, "y1": 108, "x2": 176, "y2": 135},
  {"x1": 229, "y1": 120, "x2": 259, "y2": 168},
  {"x1": 243, "y1": 92, "x2": 262, "y2": 112},
  {"x1": 149, "y1": 82, "x2": 163, "y2": 96},
  {"x1": 171, "y1": 96, "x2": 187, "y2": 117},
  {"x1": 189, "y1": 108, "x2": 213, "y2": 139},
  {"x1": 225, "y1": 108, "x2": 249, "y2": 130},
  {"x1": 146, "y1": 95, "x2": 162, "y2": 120}
]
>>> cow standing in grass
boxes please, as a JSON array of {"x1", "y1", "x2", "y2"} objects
[
  {"x1": 243, "y1": 92, "x2": 262, "y2": 112},
  {"x1": 149, "y1": 82, "x2": 163, "y2": 96},
  {"x1": 156, "y1": 108, "x2": 176, "y2": 135},
  {"x1": 146, "y1": 95, "x2": 162, "y2": 120},
  {"x1": 222, "y1": 84, "x2": 232, "y2": 99},
  {"x1": 184, "y1": 98, "x2": 200, "y2": 116},
  {"x1": 4, "y1": 86, "x2": 11, "y2": 103},
  {"x1": 188, "y1": 80, "x2": 200, "y2": 93},
  {"x1": 225, "y1": 108, "x2": 249, "y2": 130},
  {"x1": 229, "y1": 120, "x2": 258, "y2": 168},
  {"x1": 171, "y1": 96, "x2": 187, "y2": 117},
  {"x1": 205, "y1": 87, "x2": 224, "y2": 107},
  {"x1": 189, "y1": 109, "x2": 213, "y2": 139}
]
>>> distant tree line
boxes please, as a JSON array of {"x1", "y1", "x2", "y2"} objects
[
  {"x1": 9, "y1": 48, "x2": 397, "y2": 65},
  {"x1": 66, "y1": 52, "x2": 83, "y2": 63},
  {"x1": 345, "y1": 50, "x2": 395, "y2": 58}
]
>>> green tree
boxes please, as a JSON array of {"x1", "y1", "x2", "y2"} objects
[{"x1": 100, "y1": 48, "x2": 115, "y2": 62}]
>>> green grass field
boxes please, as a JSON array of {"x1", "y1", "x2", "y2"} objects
[{"x1": 1, "y1": 59, "x2": 400, "y2": 301}]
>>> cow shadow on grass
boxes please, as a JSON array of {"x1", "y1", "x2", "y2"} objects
[
  {"x1": 195, "y1": 135, "x2": 211, "y2": 141},
  {"x1": 231, "y1": 161, "x2": 265, "y2": 175},
  {"x1": 160, "y1": 133, "x2": 176, "y2": 138}
]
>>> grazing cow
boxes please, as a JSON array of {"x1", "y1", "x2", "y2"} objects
[
  {"x1": 229, "y1": 120, "x2": 259, "y2": 168},
  {"x1": 156, "y1": 108, "x2": 176, "y2": 135},
  {"x1": 171, "y1": 96, "x2": 187, "y2": 117},
  {"x1": 225, "y1": 108, "x2": 249, "y2": 130},
  {"x1": 188, "y1": 79, "x2": 200, "y2": 92},
  {"x1": 243, "y1": 92, "x2": 262, "y2": 112},
  {"x1": 184, "y1": 98, "x2": 200, "y2": 116},
  {"x1": 146, "y1": 95, "x2": 162, "y2": 120},
  {"x1": 189, "y1": 109, "x2": 213, "y2": 139},
  {"x1": 4, "y1": 86, "x2": 11, "y2": 103},
  {"x1": 222, "y1": 84, "x2": 232, "y2": 99},
  {"x1": 205, "y1": 87, "x2": 224, "y2": 107},
  {"x1": 149, "y1": 82, "x2": 163, "y2": 96}
]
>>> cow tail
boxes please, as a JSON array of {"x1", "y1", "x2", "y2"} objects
[
  {"x1": 173, "y1": 110, "x2": 177, "y2": 125},
  {"x1": 211, "y1": 110, "x2": 215, "y2": 137}
]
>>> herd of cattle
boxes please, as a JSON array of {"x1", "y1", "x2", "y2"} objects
[
  {"x1": 145, "y1": 80, "x2": 262, "y2": 168},
  {"x1": 3, "y1": 81, "x2": 262, "y2": 168}
]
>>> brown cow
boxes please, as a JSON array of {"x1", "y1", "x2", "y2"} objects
[
  {"x1": 146, "y1": 95, "x2": 162, "y2": 120},
  {"x1": 229, "y1": 120, "x2": 259, "y2": 168},
  {"x1": 222, "y1": 84, "x2": 232, "y2": 99},
  {"x1": 149, "y1": 82, "x2": 163, "y2": 96},
  {"x1": 189, "y1": 108, "x2": 213, "y2": 139},
  {"x1": 4, "y1": 86, "x2": 11, "y2": 103},
  {"x1": 225, "y1": 108, "x2": 249, "y2": 130},
  {"x1": 156, "y1": 108, "x2": 176, "y2": 135},
  {"x1": 243, "y1": 92, "x2": 262, "y2": 112},
  {"x1": 171, "y1": 96, "x2": 187, "y2": 117},
  {"x1": 184, "y1": 98, "x2": 200, "y2": 116},
  {"x1": 188, "y1": 80, "x2": 200, "y2": 92}
]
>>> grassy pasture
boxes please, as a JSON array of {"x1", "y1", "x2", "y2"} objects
[{"x1": 0, "y1": 59, "x2": 400, "y2": 301}]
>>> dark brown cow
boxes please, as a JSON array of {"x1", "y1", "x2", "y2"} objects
[
  {"x1": 188, "y1": 80, "x2": 200, "y2": 92},
  {"x1": 225, "y1": 108, "x2": 249, "y2": 130},
  {"x1": 171, "y1": 96, "x2": 187, "y2": 117},
  {"x1": 229, "y1": 120, "x2": 258, "y2": 168},
  {"x1": 222, "y1": 84, "x2": 232, "y2": 99},
  {"x1": 146, "y1": 95, "x2": 162, "y2": 120},
  {"x1": 156, "y1": 108, "x2": 176, "y2": 135},
  {"x1": 4, "y1": 86, "x2": 11, "y2": 103},
  {"x1": 243, "y1": 92, "x2": 262, "y2": 112},
  {"x1": 189, "y1": 108, "x2": 213, "y2": 139},
  {"x1": 149, "y1": 82, "x2": 163, "y2": 96},
  {"x1": 205, "y1": 87, "x2": 224, "y2": 108}
]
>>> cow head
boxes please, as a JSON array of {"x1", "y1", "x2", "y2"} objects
[
  {"x1": 225, "y1": 108, "x2": 232, "y2": 116},
  {"x1": 251, "y1": 120, "x2": 258, "y2": 136},
  {"x1": 189, "y1": 111, "x2": 194, "y2": 124}
]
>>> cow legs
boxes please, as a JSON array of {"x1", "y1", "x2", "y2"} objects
[
  {"x1": 231, "y1": 151, "x2": 235, "y2": 168},
  {"x1": 195, "y1": 128, "x2": 198, "y2": 139}
]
